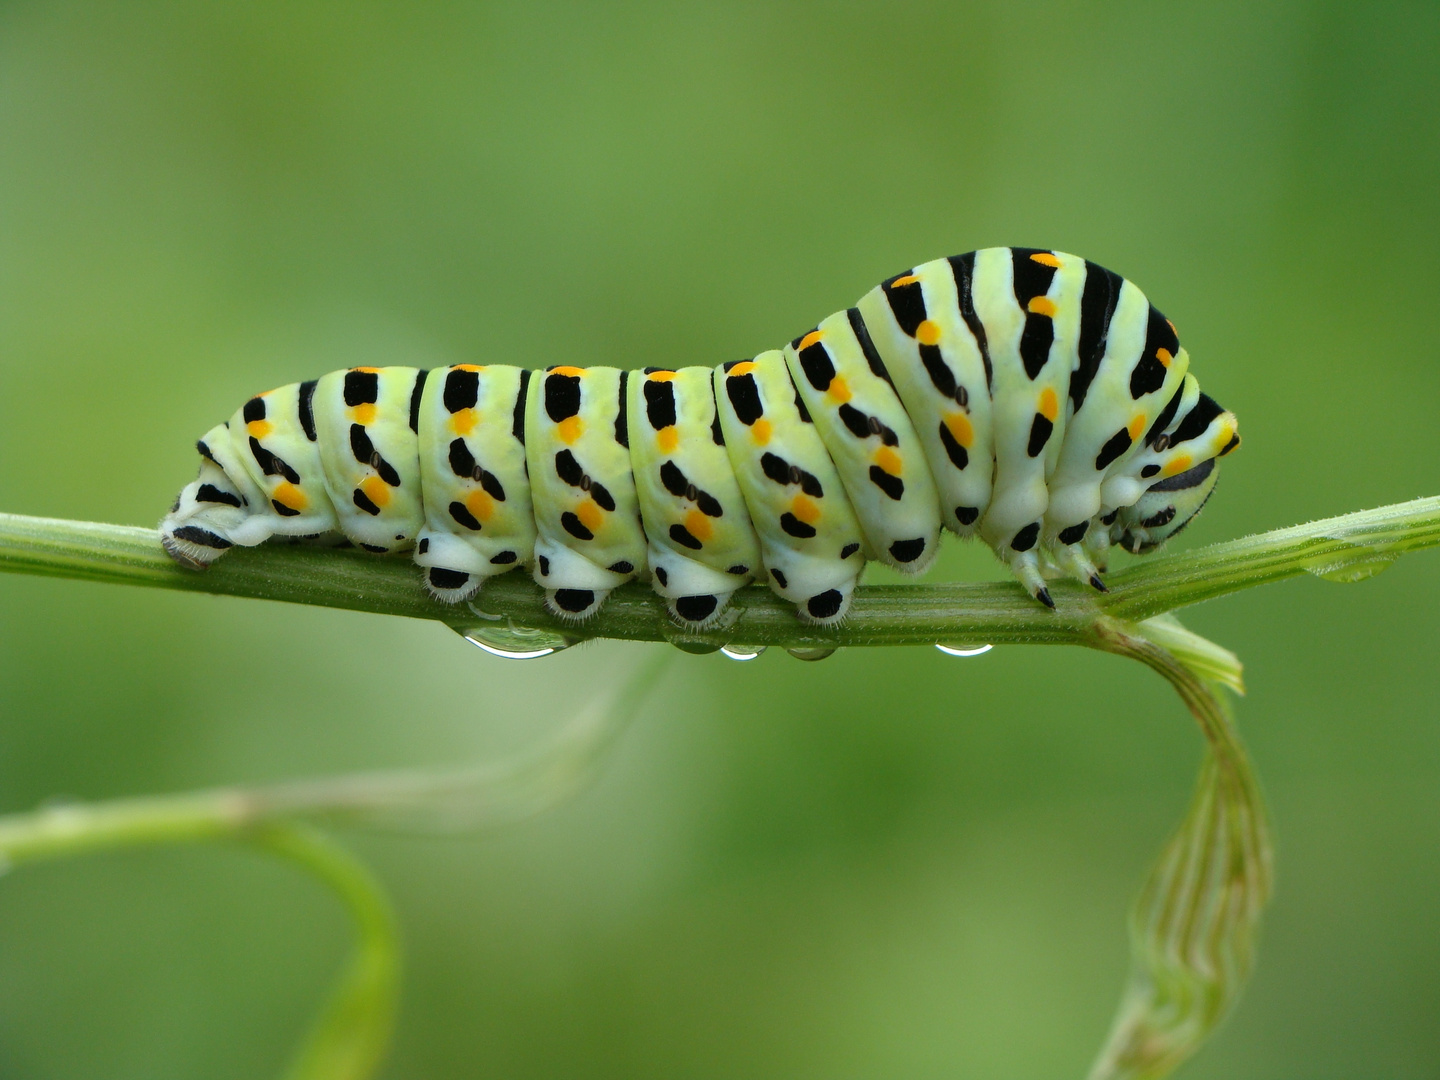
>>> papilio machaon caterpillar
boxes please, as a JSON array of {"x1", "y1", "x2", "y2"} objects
[{"x1": 161, "y1": 248, "x2": 1240, "y2": 626}]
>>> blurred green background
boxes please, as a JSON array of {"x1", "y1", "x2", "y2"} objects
[{"x1": 2, "y1": 2, "x2": 1439, "y2": 1077}]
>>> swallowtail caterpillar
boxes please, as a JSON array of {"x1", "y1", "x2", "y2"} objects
[{"x1": 161, "y1": 248, "x2": 1240, "y2": 627}]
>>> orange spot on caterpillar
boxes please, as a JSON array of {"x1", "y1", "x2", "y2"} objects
[
  {"x1": 454, "y1": 364, "x2": 482, "y2": 372},
  {"x1": 247, "y1": 420, "x2": 273, "y2": 439},
  {"x1": 576, "y1": 498, "x2": 604, "y2": 532},
  {"x1": 684, "y1": 509, "x2": 713, "y2": 542},
  {"x1": 750, "y1": 418, "x2": 772, "y2": 445},
  {"x1": 873, "y1": 446, "x2": 902, "y2": 475},
  {"x1": 1038, "y1": 387, "x2": 1059, "y2": 422},
  {"x1": 656, "y1": 427, "x2": 679, "y2": 453},
  {"x1": 891, "y1": 274, "x2": 920, "y2": 287},
  {"x1": 557, "y1": 415, "x2": 584, "y2": 444},
  {"x1": 1028, "y1": 296, "x2": 1057, "y2": 318},
  {"x1": 1128, "y1": 414, "x2": 1146, "y2": 441},
  {"x1": 360, "y1": 476, "x2": 391, "y2": 508},
  {"x1": 1156, "y1": 347, "x2": 1173, "y2": 368},
  {"x1": 353, "y1": 366, "x2": 380, "y2": 374},
  {"x1": 790, "y1": 494, "x2": 821, "y2": 524},
  {"x1": 728, "y1": 361, "x2": 757, "y2": 377},
  {"x1": 799, "y1": 330, "x2": 825, "y2": 350},
  {"x1": 451, "y1": 408, "x2": 478, "y2": 435},
  {"x1": 271, "y1": 481, "x2": 307, "y2": 512},
  {"x1": 466, "y1": 488, "x2": 494, "y2": 522},
  {"x1": 351, "y1": 403, "x2": 377, "y2": 426},
  {"x1": 915, "y1": 320, "x2": 941, "y2": 346},
  {"x1": 827, "y1": 376, "x2": 852, "y2": 404},
  {"x1": 551, "y1": 366, "x2": 586, "y2": 377},
  {"x1": 944, "y1": 412, "x2": 973, "y2": 448},
  {"x1": 1029, "y1": 252, "x2": 1062, "y2": 268},
  {"x1": 647, "y1": 370, "x2": 678, "y2": 382},
  {"x1": 1162, "y1": 453, "x2": 1193, "y2": 477}
]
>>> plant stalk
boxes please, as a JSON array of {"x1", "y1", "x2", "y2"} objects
[{"x1": 1, "y1": 495, "x2": 1437, "y2": 647}]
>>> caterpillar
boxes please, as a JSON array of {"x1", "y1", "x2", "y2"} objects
[{"x1": 161, "y1": 248, "x2": 1240, "y2": 627}]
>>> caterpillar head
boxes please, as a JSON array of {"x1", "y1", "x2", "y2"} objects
[{"x1": 1114, "y1": 457, "x2": 1219, "y2": 555}]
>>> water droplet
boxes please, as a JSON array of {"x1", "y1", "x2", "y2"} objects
[
  {"x1": 669, "y1": 640, "x2": 722, "y2": 655},
  {"x1": 457, "y1": 621, "x2": 577, "y2": 660},
  {"x1": 1302, "y1": 532, "x2": 1402, "y2": 585},
  {"x1": 787, "y1": 646, "x2": 837, "y2": 662},
  {"x1": 465, "y1": 599, "x2": 503, "y2": 622},
  {"x1": 1305, "y1": 551, "x2": 1398, "y2": 584},
  {"x1": 721, "y1": 645, "x2": 767, "y2": 661},
  {"x1": 935, "y1": 643, "x2": 993, "y2": 657}
]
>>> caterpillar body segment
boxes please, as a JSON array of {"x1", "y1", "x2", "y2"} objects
[
  {"x1": 227, "y1": 381, "x2": 334, "y2": 540},
  {"x1": 312, "y1": 367, "x2": 426, "y2": 553},
  {"x1": 413, "y1": 365, "x2": 535, "y2": 603},
  {"x1": 1032, "y1": 263, "x2": 1191, "y2": 590},
  {"x1": 854, "y1": 257, "x2": 996, "y2": 540},
  {"x1": 161, "y1": 248, "x2": 1241, "y2": 624},
  {"x1": 527, "y1": 366, "x2": 647, "y2": 620},
  {"x1": 961, "y1": 248, "x2": 1081, "y2": 601},
  {"x1": 715, "y1": 352, "x2": 868, "y2": 624},
  {"x1": 1042, "y1": 270, "x2": 1179, "y2": 540},
  {"x1": 784, "y1": 309, "x2": 942, "y2": 577},
  {"x1": 629, "y1": 366, "x2": 763, "y2": 627}
]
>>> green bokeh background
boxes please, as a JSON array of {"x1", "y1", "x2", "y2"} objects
[{"x1": 2, "y1": 3, "x2": 1439, "y2": 1077}]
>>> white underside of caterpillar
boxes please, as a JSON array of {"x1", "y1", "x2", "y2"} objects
[{"x1": 160, "y1": 248, "x2": 1240, "y2": 626}]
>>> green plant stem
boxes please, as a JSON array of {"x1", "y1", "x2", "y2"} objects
[
  {"x1": 0, "y1": 651, "x2": 668, "y2": 845},
  {"x1": 259, "y1": 825, "x2": 399, "y2": 1080},
  {"x1": 0, "y1": 652, "x2": 670, "y2": 1080},
  {"x1": 0, "y1": 807, "x2": 398, "y2": 1080},
  {"x1": 0, "y1": 790, "x2": 249, "y2": 865},
  {"x1": 1085, "y1": 619, "x2": 1272, "y2": 1080},
  {"x1": 2, "y1": 495, "x2": 1437, "y2": 647}
]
